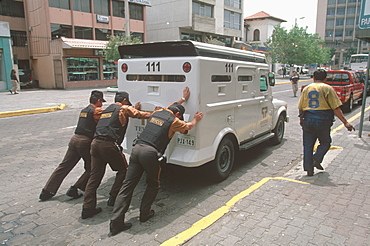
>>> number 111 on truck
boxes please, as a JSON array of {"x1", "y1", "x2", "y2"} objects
[{"x1": 118, "y1": 40, "x2": 288, "y2": 182}]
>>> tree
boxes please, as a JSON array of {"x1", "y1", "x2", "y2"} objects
[
  {"x1": 104, "y1": 34, "x2": 142, "y2": 62},
  {"x1": 264, "y1": 25, "x2": 331, "y2": 67}
]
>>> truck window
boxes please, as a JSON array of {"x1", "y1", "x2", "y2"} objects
[
  {"x1": 126, "y1": 74, "x2": 186, "y2": 82},
  {"x1": 238, "y1": 75, "x2": 253, "y2": 81},
  {"x1": 260, "y1": 76, "x2": 268, "y2": 91},
  {"x1": 211, "y1": 75, "x2": 232, "y2": 82}
]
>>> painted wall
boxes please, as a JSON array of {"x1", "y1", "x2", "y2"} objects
[{"x1": 0, "y1": 21, "x2": 13, "y2": 91}]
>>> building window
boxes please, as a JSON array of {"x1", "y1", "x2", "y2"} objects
[
  {"x1": 326, "y1": 30, "x2": 334, "y2": 37},
  {"x1": 114, "y1": 30, "x2": 125, "y2": 36},
  {"x1": 103, "y1": 60, "x2": 117, "y2": 80},
  {"x1": 75, "y1": 26, "x2": 93, "y2": 39},
  {"x1": 66, "y1": 57, "x2": 100, "y2": 81},
  {"x1": 51, "y1": 24, "x2": 72, "y2": 39},
  {"x1": 347, "y1": 7, "x2": 356, "y2": 15},
  {"x1": 0, "y1": 0, "x2": 25, "y2": 17},
  {"x1": 192, "y1": 1, "x2": 214, "y2": 18},
  {"x1": 224, "y1": 0, "x2": 241, "y2": 9},
  {"x1": 328, "y1": 0, "x2": 336, "y2": 5},
  {"x1": 346, "y1": 18, "x2": 355, "y2": 25},
  {"x1": 327, "y1": 8, "x2": 335, "y2": 15},
  {"x1": 348, "y1": 0, "x2": 357, "y2": 3},
  {"x1": 336, "y1": 18, "x2": 344, "y2": 26},
  {"x1": 49, "y1": 0, "x2": 70, "y2": 9},
  {"x1": 337, "y1": 0, "x2": 346, "y2": 4},
  {"x1": 337, "y1": 7, "x2": 345, "y2": 15},
  {"x1": 253, "y1": 29, "x2": 260, "y2": 41},
  {"x1": 94, "y1": 0, "x2": 109, "y2": 16},
  {"x1": 224, "y1": 10, "x2": 241, "y2": 30},
  {"x1": 73, "y1": 0, "x2": 91, "y2": 13},
  {"x1": 130, "y1": 4, "x2": 143, "y2": 20},
  {"x1": 335, "y1": 30, "x2": 343, "y2": 37},
  {"x1": 95, "y1": 28, "x2": 110, "y2": 40},
  {"x1": 10, "y1": 31, "x2": 27, "y2": 47},
  {"x1": 326, "y1": 19, "x2": 334, "y2": 27},
  {"x1": 345, "y1": 30, "x2": 353, "y2": 36},
  {"x1": 113, "y1": 0, "x2": 125, "y2": 18},
  {"x1": 132, "y1": 32, "x2": 144, "y2": 42},
  {"x1": 181, "y1": 32, "x2": 202, "y2": 42}
]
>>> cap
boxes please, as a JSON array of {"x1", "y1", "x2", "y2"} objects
[
  {"x1": 171, "y1": 102, "x2": 185, "y2": 120},
  {"x1": 91, "y1": 90, "x2": 106, "y2": 102},
  {"x1": 115, "y1": 91, "x2": 132, "y2": 106}
]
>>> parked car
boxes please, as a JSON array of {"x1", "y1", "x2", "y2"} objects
[{"x1": 18, "y1": 69, "x2": 33, "y2": 88}]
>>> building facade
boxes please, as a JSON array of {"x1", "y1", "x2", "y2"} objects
[
  {"x1": 316, "y1": 0, "x2": 370, "y2": 69},
  {"x1": 244, "y1": 11, "x2": 286, "y2": 52},
  {"x1": 146, "y1": 0, "x2": 244, "y2": 47},
  {"x1": 0, "y1": 21, "x2": 13, "y2": 91},
  {"x1": 0, "y1": 0, "x2": 149, "y2": 90}
]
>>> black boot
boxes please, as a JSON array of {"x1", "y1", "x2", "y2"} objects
[
  {"x1": 108, "y1": 220, "x2": 132, "y2": 237},
  {"x1": 66, "y1": 186, "x2": 83, "y2": 199},
  {"x1": 81, "y1": 207, "x2": 102, "y2": 219},
  {"x1": 140, "y1": 210, "x2": 155, "y2": 222},
  {"x1": 39, "y1": 189, "x2": 55, "y2": 201}
]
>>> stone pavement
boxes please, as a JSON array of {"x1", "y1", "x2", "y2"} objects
[{"x1": 0, "y1": 86, "x2": 369, "y2": 245}]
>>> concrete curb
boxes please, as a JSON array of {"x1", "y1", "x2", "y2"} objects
[{"x1": 0, "y1": 103, "x2": 66, "y2": 118}]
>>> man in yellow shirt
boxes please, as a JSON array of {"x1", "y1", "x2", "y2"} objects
[{"x1": 298, "y1": 69, "x2": 354, "y2": 176}]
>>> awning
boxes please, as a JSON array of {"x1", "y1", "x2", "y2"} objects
[{"x1": 61, "y1": 37, "x2": 108, "y2": 49}]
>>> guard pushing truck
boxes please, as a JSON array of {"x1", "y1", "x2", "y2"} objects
[{"x1": 117, "y1": 40, "x2": 289, "y2": 182}]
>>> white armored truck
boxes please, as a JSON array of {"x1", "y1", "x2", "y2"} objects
[{"x1": 118, "y1": 41, "x2": 288, "y2": 182}]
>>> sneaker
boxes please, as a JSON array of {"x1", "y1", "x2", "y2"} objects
[
  {"x1": 107, "y1": 195, "x2": 116, "y2": 207},
  {"x1": 313, "y1": 159, "x2": 324, "y2": 170},
  {"x1": 39, "y1": 189, "x2": 55, "y2": 201},
  {"x1": 66, "y1": 186, "x2": 83, "y2": 199},
  {"x1": 108, "y1": 220, "x2": 132, "y2": 237},
  {"x1": 140, "y1": 210, "x2": 155, "y2": 222},
  {"x1": 81, "y1": 207, "x2": 102, "y2": 219},
  {"x1": 9, "y1": 90, "x2": 12, "y2": 94}
]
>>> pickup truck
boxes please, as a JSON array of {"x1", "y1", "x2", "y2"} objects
[{"x1": 302, "y1": 70, "x2": 364, "y2": 112}]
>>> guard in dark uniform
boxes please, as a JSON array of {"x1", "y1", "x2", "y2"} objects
[
  {"x1": 109, "y1": 102, "x2": 203, "y2": 236},
  {"x1": 39, "y1": 90, "x2": 105, "y2": 201},
  {"x1": 81, "y1": 91, "x2": 152, "y2": 219}
]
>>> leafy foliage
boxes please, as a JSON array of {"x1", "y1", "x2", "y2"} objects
[
  {"x1": 104, "y1": 34, "x2": 142, "y2": 61},
  {"x1": 264, "y1": 25, "x2": 331, "y2": 66}
]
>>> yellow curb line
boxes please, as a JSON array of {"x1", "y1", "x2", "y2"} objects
[
  {"x1": 276, "y1": 78, "x2": 312, "y2": 85},
  {"x1": 0, "y1": 104, "x2": 66, "y2": 118},
  {"x1": 161, "y1": 177, "x2": 309, "y2": 246},
  {"x1": 313, "y1": 105, "x2": 370, "y2": 151}
]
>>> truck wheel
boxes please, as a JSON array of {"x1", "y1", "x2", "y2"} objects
[
  {"x1": 270, "y1": 115, "x2": 285, "y2": 145},
  {"x1": 208, "y1": 137, "x2": 235, "y2": 182},
  {"x1": 342, "y1": 94, "x2": 353, "y2": 113}
]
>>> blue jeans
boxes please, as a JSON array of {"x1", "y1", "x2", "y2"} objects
[{"x1": 302, "y1": 118, "x2": 333, "y2": 171}]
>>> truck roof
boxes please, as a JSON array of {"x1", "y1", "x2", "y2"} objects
[{"x1": 118, "y1": 40, "x2": 266, "y2": 64}]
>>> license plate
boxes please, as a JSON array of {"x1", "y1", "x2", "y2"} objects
[{"x1": 176, "y1": 135, "x2": 195, "y2": 147}]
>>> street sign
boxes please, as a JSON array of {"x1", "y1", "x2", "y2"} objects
[{"x1": 359, "y1": 0, "x2": 370, "y2": 29}]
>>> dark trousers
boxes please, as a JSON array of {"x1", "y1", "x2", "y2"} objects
[
  {"x1": 43, "y1": 134, "x2": 92, "y2": 193},
  {"x1": 302, "y1": 118, "x2": 332, "y2": 171},
  {"x1": 111, "y1": 144, "x2": 161, "y2": 222},
  {"x1": 83, "y1": 138, "x2": 128, "y2": 209}
]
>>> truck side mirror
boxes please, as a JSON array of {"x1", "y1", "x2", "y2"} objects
[{"x1": 268, "y1": 72, "x2": 275, "y2": 86}]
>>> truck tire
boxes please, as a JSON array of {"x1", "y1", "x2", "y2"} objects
[
  {"x1": 342, "y1": 94, "x2": 353, "y2": 113},
  {"x1": 208, "y1": 137, "x2": 235, "y2": 182},
  {"x1": 270, "y1": 115, "x2": 285, "y2": 145}
]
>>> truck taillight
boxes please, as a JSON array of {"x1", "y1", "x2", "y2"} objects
[
  {"x1": 183, "y1": 62, "x2": 191, "y2": 73},
  {"x1": 121, "y1": 63, "x2": 128, "y2": 72}
]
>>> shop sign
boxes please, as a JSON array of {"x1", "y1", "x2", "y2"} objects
[
  {"x1": 359, "y1": 0, "x2": 370, "y2": 29},
  {"x1": 128, "y1": 0, "x2": 151, "y2": 6},
  {"x1": 97, "y1": 15, "x2": 109, "y2": 24}
]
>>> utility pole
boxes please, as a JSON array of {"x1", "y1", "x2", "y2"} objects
[{"x1": 125, "y1": 0, "x2": 130, "y2": 37}]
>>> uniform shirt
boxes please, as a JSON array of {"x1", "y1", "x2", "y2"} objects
[
  {"x1": 298, "y1": 82, "x2": 342, "y2": 112},
  {"x1": 290, "y1": 74, "x2": 300, "y2": 84},
  {"x1": 118, "y1": 103, "x2": 151, "y2": 126}
]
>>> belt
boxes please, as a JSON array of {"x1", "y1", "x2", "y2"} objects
[{"x1": 95, "y1": 136, "x2": 116, "y2": 142}]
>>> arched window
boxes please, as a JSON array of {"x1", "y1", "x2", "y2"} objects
[{"x1": 253, "y1": 29, "x2": 260, "y2": 41}]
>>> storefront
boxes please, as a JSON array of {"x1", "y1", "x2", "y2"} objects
[
  {"x1": 61, "y1": 37, "x2": 117, "y2": 89},
  {"x1": 0, "y1": 21, "x2": 13, "y2": 91}
]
